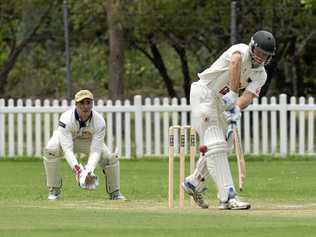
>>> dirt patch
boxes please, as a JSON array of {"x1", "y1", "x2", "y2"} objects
[{"x1": 8, "y1": 200, "x2": 316, "y2": 217}]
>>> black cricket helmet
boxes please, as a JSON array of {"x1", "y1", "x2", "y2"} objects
[{"x1": 249, "y1": 30, "x2": 276, "y2": 66}]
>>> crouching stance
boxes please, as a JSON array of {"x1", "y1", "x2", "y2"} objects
[
  {"x1": 43, "y1": 89, "x2": 125, "y2": 201},
  {"x1": 182, "y1": 30, "x2": 276, "y2": 210}
]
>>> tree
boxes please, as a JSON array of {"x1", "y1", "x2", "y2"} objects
[
  {"x1": 105, "y1": 0, "x2": 125, "y2": 100},
  {"x1": 238, "y1": 0, "x2": 316, "y2": 97},
  {"x1": 124, "y1": 0, "x2": 232, "y2": 100},
  {"x1": 0, "y1": 0, "x2": 315, "y2": 99},
  {"x1": 0, "y1": 1, "x2": 55, "y2": 96}
]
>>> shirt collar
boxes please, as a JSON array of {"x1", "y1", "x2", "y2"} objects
[{"x1": 74, "y1": 109, "x2": 92, "y2": 128}]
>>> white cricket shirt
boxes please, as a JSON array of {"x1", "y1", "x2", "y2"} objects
[
  {"x1": 57, "y1": 108, "x2": 106, "y2": 162},
  {"x1": 197, "y1": 43, "x2": 267, "y2": 97}
]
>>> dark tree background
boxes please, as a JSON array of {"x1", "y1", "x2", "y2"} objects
[{"x1": 0, "y1": 0, "x2": 315, "y2": 100}]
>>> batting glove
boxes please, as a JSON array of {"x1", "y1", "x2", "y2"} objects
[
  {"x1": 222, "y1": 90, "x2": 238, "y2": 110},
  {"x1": 225, "y1": 123, "x2": 235, "y2": 142},
  {"x1": 223, "y1": 106, "x2": 241, "y2": 124},
  {"x1": 224, "y1": 106, "x2": 241, "y2": 143}
]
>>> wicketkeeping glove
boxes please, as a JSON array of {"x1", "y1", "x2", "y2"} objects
[
  {"x1": 82, "y1": 172, "x2": 99, "y2": 190},
  {"x1": 222, "y1": 90, "x2": 238, "y2": 110},
  {"x1": 73, "y1": 163, "x2": 84, "y2": 185},
  {"x1": 73, "y1": 164, "x2": 99, "y2": 190}
]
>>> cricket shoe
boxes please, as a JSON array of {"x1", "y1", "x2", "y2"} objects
[
  {"x1": 218, "y1": 197, "x2": 251, "y2": 210},
  {"x1": 109, "y1": 190, "x2": 126, "y2": 200},
  {"x1": 182, "y1": 180, "x2": 209, "y2": 209},
  {"x1": 48, "y1": 187, "x2": 61, "y2": 201}
]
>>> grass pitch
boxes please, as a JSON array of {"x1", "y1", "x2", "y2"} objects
[{"x1": 1, "y1": 157, "x2": 316, "y2": 237}]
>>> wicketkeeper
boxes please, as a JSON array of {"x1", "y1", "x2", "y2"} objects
[
  {"x1": 182, "y1": 30, "x2": 276, "y2": 210},
  {"x1": 43, "y1": 89, "x2": 125, "y2": 201}
]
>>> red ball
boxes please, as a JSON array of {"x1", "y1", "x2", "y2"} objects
[{"x1": 199, "y1": 145, "x2": 208, "y2": 154}]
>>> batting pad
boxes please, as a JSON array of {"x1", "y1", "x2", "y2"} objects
[
  {"x1": 204, "y1": 126, "x2": 235, "y2": 202},
  {"x1": 104, "y1": 162, "x2": 120, "y2": 194},
  {"x1": 43, "y1": 153, "x2": 62, "y2": 188}
]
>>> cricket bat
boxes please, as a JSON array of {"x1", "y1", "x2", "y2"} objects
[{"x1": 233, "y1": 126, "x2": 246, "y2": 191}]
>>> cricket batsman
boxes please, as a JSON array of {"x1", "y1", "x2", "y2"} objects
[
  {"x1": 182, "y1": 30, "x2": 276, "y2": 209},
  {"x1": 43, "y1": 89, "x2": 125, "y2": 201}
]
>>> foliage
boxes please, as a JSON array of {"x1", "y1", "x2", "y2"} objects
[{"x1": 0, "y1": 0, "x2": 315, "y2": 99}]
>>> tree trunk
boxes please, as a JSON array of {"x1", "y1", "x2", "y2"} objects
[
  {"x1": 106, "y1": 0, "x2": 125, "y2": 100},
  {"x1": 0, "y1": 47, "x2": 24, "y2": 94},
  {"x1": 0, "y1": 4, "x2": 53, "y2": 96},
  {"x1": 148, "y1": 39, "x2": 178, "y2": 98},
  {"x1": 173, "y1": 44, "x2": 191, "y2": 101},
  {"x1": 131, "y1": 39, "x2": 178, "y2": 99}
]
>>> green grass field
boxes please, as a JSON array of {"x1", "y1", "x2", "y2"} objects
[{"x1": 1, "y1": 157, "x2": 316, "y2": 237}]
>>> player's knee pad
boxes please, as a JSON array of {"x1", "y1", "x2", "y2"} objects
[
  {"x1": 204, "y1": 126, "x2": 228, "y2": 155},
  {"x1": 107, "y1": 151, "x2": 119, "y2": 166},
  {"x1": 43, "y1": 147, "x2": 62, "y2": 188},
  {"x1": 99, "y1": 145, "x2": 120, "y2": 168},
  {"x1": 44, "y1": 147, "x2": 60, "y2": 160}
]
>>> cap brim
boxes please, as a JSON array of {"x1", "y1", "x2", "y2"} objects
[{"x1": 75, "y1": 96, "x2": 93, "y2": 102}]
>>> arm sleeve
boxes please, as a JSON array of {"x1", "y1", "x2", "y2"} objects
[
  {"x1": 245, "y1": 71, "x2": 267, "y2": 97},
  {"x1": 57, "y1": 118, "x2": 78, "y2": 168},
  {"x1": 225, "y1": 44, "x2": 247, "y2": 60}
]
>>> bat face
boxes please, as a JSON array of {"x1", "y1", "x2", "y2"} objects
[{"x1": 233, "y1": 127, "x2": 246, "y2": 191}]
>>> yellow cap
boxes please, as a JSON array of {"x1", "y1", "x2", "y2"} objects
[{"x1": 74, "y1": 90, "x2": 94, "y2": 102}]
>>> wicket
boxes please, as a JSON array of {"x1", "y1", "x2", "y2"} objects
[{"x1": 168, "y1": 125, "x2": 196, "y2": 208}]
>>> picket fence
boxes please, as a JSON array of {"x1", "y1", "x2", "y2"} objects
[{"x1": 0, "y1": 94, "x2": 315, "y2": 159}]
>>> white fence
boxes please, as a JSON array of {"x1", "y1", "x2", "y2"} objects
[{"x1": 0, "y1": 94, "x2": 315, "y2": 158}]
